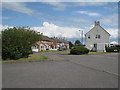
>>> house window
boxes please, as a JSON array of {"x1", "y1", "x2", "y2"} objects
[
  {"x1": 96, "y1": 35, "x2": 100, "y2": 39},
  {"x1": 98, "y1": 35, "x2": 100, "y2": 39},
  {"x1": 88, "y1": 35, "x2": 90, "y2": 39}
]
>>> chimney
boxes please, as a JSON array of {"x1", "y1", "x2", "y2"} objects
[{"x1": 95, "y1": 21, "x2": 100, "y2": 26}]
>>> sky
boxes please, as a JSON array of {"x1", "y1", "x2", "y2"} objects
[{"x1": 1, "y1": 2, "x2": 118, "y2": 43}]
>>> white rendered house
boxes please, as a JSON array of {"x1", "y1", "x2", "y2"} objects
[{"x1": 85, "y1": 21, "x2": 111, "y2": 52}]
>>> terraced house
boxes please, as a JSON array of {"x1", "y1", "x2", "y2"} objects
[{"x1": 32, "y1": 33, "x2": 69, "y2": 52}]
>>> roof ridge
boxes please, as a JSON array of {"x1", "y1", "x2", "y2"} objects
[{"x1": 85, "y1": 25, "x2": 111, "y2": 36}]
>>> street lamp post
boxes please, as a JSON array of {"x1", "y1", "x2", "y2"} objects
[{"x1": 79, "y1": 30, "x2": 83, "y2": 45}]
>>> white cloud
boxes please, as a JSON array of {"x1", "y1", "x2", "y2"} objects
[
  {"x1": 43, "y1": 2, "x2": 109, "y2": 11},
  {"x1": 0, "y1": 25, "x2": 13, "y2": 31},
  {"x1": 0, "y1": 23, "x2": 118, "y2": 43},
  {"x1": 105, "y1": 28, "x2": 118, "y2": 39},
  {"x1": 2, "y1": 2, "x2": 55, "y2": 21},
  {"x1": 44, "y1": 2, "x2": 66, "y2": 11},
  {"x1": 30, "y1": 22, "x2": 82, "y2": 38},
  {"x1": 0, "y1": 16, "x2": 10, "y2": 20},
  {"x1": 46, "y1": 2, "x2": 107, "y2": 11},
  {"x1": 0, "y1": 25, "x2": 8, "y2": 31},
  {"x1": 2, "y1": 2, "x2": 35, "y2": 15},
  {"x1": 75, "y1": 11, "x2": 101, "y2": 16},
  {"x1": 104, "y1": 5, "x2": 118, "y2": 11},
  {"x1": 71, "y1": 2, "x2": 108, "y2": 6},
  {"x1": 100, "y1": 14, "x2": 118, "y2": 26}
]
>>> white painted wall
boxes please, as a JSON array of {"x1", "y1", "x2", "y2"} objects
[{"x1": 85, "y1": 25, "x2": 110, "y2": 51}]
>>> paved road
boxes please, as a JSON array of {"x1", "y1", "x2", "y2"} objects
[{"x1": 2, "y1": 52, "x2": 118, "y2": 88}]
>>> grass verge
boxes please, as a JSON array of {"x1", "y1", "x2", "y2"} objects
[
  {"x1": 88, "y1": 52, "x2": 118, "y2": 55},
  {"x1": 2, "y1": 54, "x2": 48, "y2": 63},
  {"x1": 36, "y1": 50, "x2": 58, "y2": 53},
  {"x1": 59, "y1": 50, "x2": 70, "y2": 55}
]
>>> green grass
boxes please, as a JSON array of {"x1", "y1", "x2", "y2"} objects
[
  {"x1": 59, "y1": 50, "x2": 70, "y2": 55},
  {"x1": 88, "y1": 52, "x2": 118, "y2": 55},
  {"x1": 37, "y1": 50, "x2": 58, "y2": 53},
  {"x1": 2, "y1": 54, "x2": 48, "y2": 63}
]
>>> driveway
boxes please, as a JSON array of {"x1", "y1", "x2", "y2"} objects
[{"x1": 2, "y1": 52, "x2": 118, "y2": 88}]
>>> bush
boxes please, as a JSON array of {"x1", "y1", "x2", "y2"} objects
[
  {"x1": 2, "y1": 27, "x2": 41, "y2": 60},
  {"x1": 106, "y1": 47, "x2": 120, "y2": 52},
  {"x1": 70, "y1": 46, "x2": 89, "y2": 55}
]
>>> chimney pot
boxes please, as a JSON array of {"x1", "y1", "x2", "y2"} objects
[{"x1": 95, "y1": 21, "x2": 100, "y2": 26}]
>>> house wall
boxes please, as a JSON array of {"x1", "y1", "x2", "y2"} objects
[
  {"x1": 97, "y1": 43, "x2": 106, "y2": 52},
  {"x1": 31, "y1": 45, "x2": 39, "y2": 52},
  {"x1": 39, "y1": 44, "x2": 46, "y2": 51},
  {"x1": 40, "y1": 41, "x2": 52, "y2": 50},
  {"x1": 85, "y1": 25, "x2": 110, "y2": 50}
]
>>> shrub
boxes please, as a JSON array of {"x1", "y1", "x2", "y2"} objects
[
  {"x1": 2, "y1": 27, "x2": 41, "y2": 60},
  {"x1": 106, "y1": 47, "x2": 120, "y2": 52},
  {"x1": 70, "y1": 46, "x2": 89, "y2": 55}
]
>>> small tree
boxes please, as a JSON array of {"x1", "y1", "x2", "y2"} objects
[
  {"x1": 74, "y1": 40, "x2": 82, "y2": 46},
  {"x1": 69, "y1": 41, "x2": 73, "y2": 49},
  {"x1": 2, "y1": 27, "x2": 41, "y2": 60}
]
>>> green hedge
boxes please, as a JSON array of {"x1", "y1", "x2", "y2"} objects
[
  {"x1": 106, "y1": 47, "x2": 120, "y2": 52},
  {"x1": 70, "y1": 46, "x2": 89, "y2": 55}
]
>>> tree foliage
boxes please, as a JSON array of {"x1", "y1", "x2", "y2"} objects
[
  {"x1": 2, "y1": 27, "x2": 41, "y2": 60},
  {"x1": 69, "y1": 41, "x2": 73, "y2": 49},
  {"x1": 74, "y1": 40, "x2": 82, "y2": 46}
]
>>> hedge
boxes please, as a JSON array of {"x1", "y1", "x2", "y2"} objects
[
  {"x1": 106, "y1": 47, "x2": 120, "y2": 52},
  {"x1": 70, "y1": 46, "x2": 89, "y2": 55}
]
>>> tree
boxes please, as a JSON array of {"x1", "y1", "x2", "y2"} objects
[
  {"x1": 69, "y1": 41, "x2": 73, "y2": 49},
  {"x1": 2, "y1": 27, "x2": 41, "y2": 60},
  {"x1": 74, "y1": 40, "x2": 82, "y2": 46}
]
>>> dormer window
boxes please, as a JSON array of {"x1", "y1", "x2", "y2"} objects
[{"x1": 96, "y1": 35, "x2": 100, "y2": 39}]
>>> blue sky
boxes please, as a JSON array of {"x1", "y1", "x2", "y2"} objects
[{"x1": 1, "y1": 2, "x2": 118, "y2": 43}]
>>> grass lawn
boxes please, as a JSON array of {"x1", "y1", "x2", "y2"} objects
[
  {"x1": 2, "y1": 54, "x2": 48, "y2": 63},
  {"x1": 37, "y1": 50, "x2": 58, "y2": 53},
  {"x1": 58, "y1": 50, "x2": 70, "y2": 55},
  {"x1": 88, "y1": 52, "x2": 117, "y2": 55}
]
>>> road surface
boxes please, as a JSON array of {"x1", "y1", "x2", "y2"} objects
[{"x1": 2, "y1": 52, "x2": 118, "y2": 88}]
